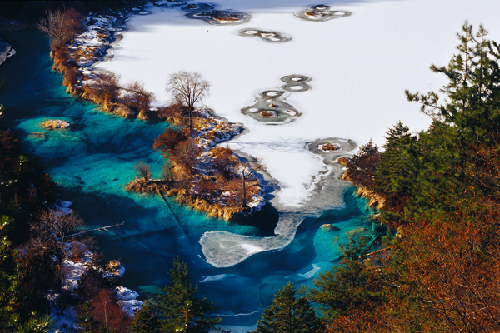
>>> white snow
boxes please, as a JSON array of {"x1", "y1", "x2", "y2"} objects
[
  {"x1": 96, "y1": 0, "x2": 500, "y2": 208},
  {"x1": 240, "y1": 243, "x2": 264, "y2": 254},
  {"x1": 115, "y1": 286, "x2": 144, "y2": 317}
]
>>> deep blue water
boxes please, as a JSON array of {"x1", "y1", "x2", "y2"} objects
[{"x1": 0, "y1": 29, "x2": 375, "y2": 327}]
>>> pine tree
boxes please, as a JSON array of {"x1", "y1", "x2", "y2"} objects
[
  {"x1": 345, "y1": 139, "x2": 379, "y2": 190},
  {"x1": 0, "y1": 216, "x2": 52, "y2": 332},
  {"x1": 153, "y1": 256, "x2": 221, "y2": 333},
  {"x1": 309, "y1": 235, "x2": 383, "y2": 320},
  {"x1": 77, "y1": 301, "x2": 99, "y2": 333},
  {"x1": 130, "y1": 302, "x2": 161, "y2": 333},
  {"x1": 253, "y1": 282, "x2": 324, "y2": 333}
]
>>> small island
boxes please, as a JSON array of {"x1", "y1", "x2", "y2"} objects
[{"x1": 41, "y1": 119, "x2": 71, "y2": 129}]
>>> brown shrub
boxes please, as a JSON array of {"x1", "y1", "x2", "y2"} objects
[{"x1": 63, "y1": 66, "x2": 79, "y2": 87}]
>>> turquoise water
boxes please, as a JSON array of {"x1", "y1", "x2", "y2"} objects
[{"x1": 0, "y1": 30, "x2": 375, "y2": 327}]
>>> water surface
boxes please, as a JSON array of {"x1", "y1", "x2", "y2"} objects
[{"x1": 0, "y1": 29, "x2": 375, "y2": 328}]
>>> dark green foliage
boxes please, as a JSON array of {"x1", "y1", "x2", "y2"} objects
[
  {"x1": 153, "y1": 256, "x2": 221, "y2": 333},
  {"x1": 130, "y1": 302, "x2": 161, "y2": 333},
  {"x1": 253, "y1": 282, "x2": 324, "y2": 333},
  {"x1": 309, "y1": 235, "x2": 383, "y2": 320},
  {"x1": 0, "y1": 129, "x2": 57, "y2": 244},
  {"x1": 77, "y1": 301, "x2": 99, "y2": 333},
  {"x1": 0, "y1": 217, "x2": 53, "y2": 332}
]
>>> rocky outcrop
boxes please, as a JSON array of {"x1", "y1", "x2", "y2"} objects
[
  {"x1": 356, "y1": 186, "x2": 385, "y2": 209},
  {"x1": 126, "y1": 178, "x2": 248, "y2": 221},
  {"x1": 320, "y1": 224, "x2": 340, "y2": 232},
  {"x1": 0, "y1": 38, "x2": 15, "y2": 65},
  {"x1": 114, "y1": 104, "x2": 135, "y2": 119},
  {"x1": 41, "y1": 119, "x2": 71, "y2": 129},
  {"x1": 137, "y1": 110, "x2": 148, "y2": 121},
  {"x1": 336, "y1": 156, "x2": 350, "y2": 166}
]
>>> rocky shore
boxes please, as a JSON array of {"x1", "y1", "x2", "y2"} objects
[
  {"x1": 126, "y1": 108, "x2": 266, "y2": 221},
  {"x1": 49, "y1": 11, "x2": 265, "y2": 222}
]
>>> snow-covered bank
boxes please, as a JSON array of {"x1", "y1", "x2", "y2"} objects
[
  {"x1": 0, "y1": 37, "x2": 15, "y2": 65},
  {"x1": 95, "y1": 0, "x2": 500, "y2": 208}
]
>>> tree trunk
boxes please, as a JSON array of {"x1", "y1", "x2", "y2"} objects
[{"x1": 241, "y1": 172, "x2": 247, "y2": 207}]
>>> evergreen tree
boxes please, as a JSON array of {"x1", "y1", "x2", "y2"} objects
[
  {"x1": 0, "y1": 216, "x2": 52, "y2": 332},
  {"x1": 77, "y1": 301, "x2": 99, "y2": 333},
  {"x1": 253, "y1": 282, "x2": 324, "y2": 333},
  {"x1": 153, "y1": 256, "x2": 221, "y2": 333},
  {"x1": 130, "y1": 302, "x2": 161, "y2": 333},
  {"x1": 345, "y1": 139, "x2": 379, "y2": 190},
  {"x1": 309, "y1": 235, "x2": 383, "y2": 320}
]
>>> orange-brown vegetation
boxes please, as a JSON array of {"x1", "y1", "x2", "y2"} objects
[
  {"x1": 259, "y1": 110, "x2": 276, "y2": 118},
  {"x1": 38, "y1": 8, "x2": 83, "y2": 50},
  {"x1": 128, "y1": 109, "x2": 262, "y2": 220}
]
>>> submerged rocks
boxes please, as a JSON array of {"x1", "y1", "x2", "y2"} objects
[{"x1": 29, "y1": 132, "x2": 48, "y2": 141}]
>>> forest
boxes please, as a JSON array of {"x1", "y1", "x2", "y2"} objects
[{"x1": 1, "y1": 1, "x2": 500, "y2": 331}]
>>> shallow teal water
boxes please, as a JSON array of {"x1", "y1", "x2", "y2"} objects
[{"x1": 0, "y1": 30, "x2": 375, "y2": 326}]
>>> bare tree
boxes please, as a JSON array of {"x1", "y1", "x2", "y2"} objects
[
  {"x1": 134, "y1": 161, "x2": 152, "y2": 181},
  {"x1": 38, "y1": 8, "x2": 83, "y2": 50},
  {"x1": 123, "y1": 81, "x2": 155, "y2": 112},
  {"x1": 175, "y1": 139, "x2": 198, "y2": 176},
  {"x1": 89, "y1": 73, "x2": 120, "y2": 105},
  {"x1": 166, "y1": 71, "x2": 210, "y2": 131},
  {"x1": 31, "y1": 210, "x2": 84, "y2": 243}
]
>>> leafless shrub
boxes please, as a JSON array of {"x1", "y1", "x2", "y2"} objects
[
  {"x1": 134, "y1": 161, "x2": 152, "y2": 181},
  {"x1": 31, "y1": 209, "x2": 84, "y2": 242},
  {"x1": 166, "y1": 71, "x2": 210, "y2": 130},
  {"x1": 122, "y1": 81, "x2": 155, "y2": 112},
  {"x1": 38, "y1": 8, "x2": 83, "y2": 50},
  {"x1": 87, "y1": 72, "x2": 120, "y2": 105}
]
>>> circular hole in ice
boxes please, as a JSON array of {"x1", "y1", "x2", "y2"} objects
[
  {"x1": 266, "y1": 91, "x2": 279, "y2": 97},
  {"x1": 290, "y1": 85, "x2": 304, "y2": 90},
  {"x1": 267, "y1": 37, "x2": 281, "y2": 42},
  {"x1": 248, "y1": 107, "x2": 258, "y2": 112},
  {"x1": 284, "y1": 110, "x2": 296, "y2": 116},
  {"x1": 261, "y1": 32, "x2": 275, "y2": 37},
  {"x1": 245, "y1": 30, "x2": 259, "y2": 34},
  {"x1": 291, "y1": 77, "x2": 303, "y2": 82},
  {"x1": 333, "y1": 11, "x2": 347, "y2": 16}
]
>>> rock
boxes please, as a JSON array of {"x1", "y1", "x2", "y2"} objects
[
  {"x1": 0, "y1": 39, "x2": 15, "y2": 65},
  {"x1": 356, "y1": 186, "x2": 385, "y2": 209},
  {"x1": 41, "y1": 119, "x2": 71, "y2": 130},
  {"x1": 336, "y1": 156, "x2": 350, "y2": 166},
  {"x1": 137, "y1": 110, "x2": 148, "y2": 120},
  {"x1": 341, "y1": 171, "x2": 352, "y2": 181},
  {"x1": 320, "y1": 224, "x2": 340, "y2": 232},
  {"x1": 320, "y1": 142, "x2": 342, "y2": 151},
  {"x1": 115, "y1": 104, "x2": 135, "y2": 118}
]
